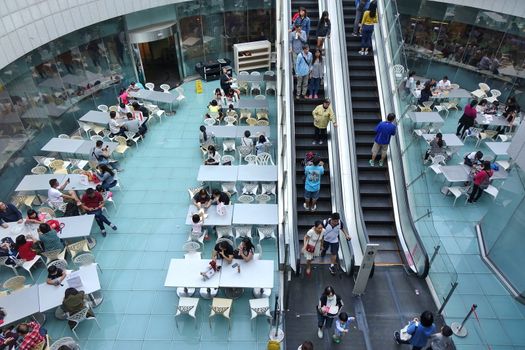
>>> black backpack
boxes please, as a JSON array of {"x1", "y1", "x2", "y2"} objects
[{"x1": 63, "y1": 202, "x2": 80, "y2": 217}]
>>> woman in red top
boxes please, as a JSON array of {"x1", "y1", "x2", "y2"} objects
[
  {"x1": 456, "y1": 100, "x2": 478, "y2": 138},
  {"x1": 468, "y1": 161, "x2": 493, "y2": 203},
  {"x1": 15, "y1": 235, "x2": 36, "y2": 261}
]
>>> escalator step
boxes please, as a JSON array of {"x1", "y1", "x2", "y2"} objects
[
  {"x1": 363, "y1": 210, "x2": 395, "y2": 223},
  {"x1": 369, "y1": 237, "x2": 400, "y2": 251},
  {"x1": 360, "y1": 195, "x2": 392, "y2": 208},
  {"x1": 365, "y1": 223, "x2": 396, "y2": 237},
  {"x1": 360, "y1": 183, "x2": 390, "y2": 194}
]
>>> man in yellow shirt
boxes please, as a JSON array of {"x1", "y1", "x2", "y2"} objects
[{"x1": 312, "y1": 99, "x2": 337, "y2": 145}]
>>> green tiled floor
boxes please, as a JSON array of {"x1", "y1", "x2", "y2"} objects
[
  {"x1": 400, "y1": 101, "x2": 525, "y2": 349},
  {"x1": 2, "y1": 81, "x2": 278, "y2": 350}
]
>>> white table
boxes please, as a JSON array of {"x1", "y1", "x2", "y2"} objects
[
  {"x1": 439, "y1": 165, "x2": 470, "y2": 183},
  {"x1": 219, "y1": 260, "x2": 274, "y2": 289},
  {"x1": 204, "y1": 126, "x2": 270, "y2": 139},
  {"x1": 430, "y1": 88, "x2": 471, "y2": 99},
  {"x1": 476, "y1": 114, "x2": 510, "y2": 127},
  {"x1": 64, "y1": 174, "x2": 96, "y2": 191},
  {"x1": 197, "y1": 165, "x2": 238, "y2": 182},
  {"x1": 185, "y1": 205, "x2": 233, "y2": 226},
  {"x1": 0, "y1": 222, "x2": 39, "y2": 241},
  {"x1": 409, "y1": 112, "x2": 444, "y2": 124},
  {"x1": 485, "y1": 142, "x2": 510, "y2": 160},
  {"x1": 422, "y1": 133, "x2": 464, "y2": 153},
  {"x1": 41, "y1": 138, "x2": 85, "y2": 153},
  {"x1": 79, "y1": 110, "x2": 110, "y2": 125},
  {"x1": 164, "y1": 259, "x2": 221, "y2": 288},
  {"x1": 237, "y1": 99, "x2": 269, "y2": 109},
  {"x1": 0, "y1": 285, "x2": 40, "y2": 326},
  {"x1": 38, "y1": 264, "x2": 101, "y2": 311},
  {"x1": 129, "y1": 90, "x2": 177, "y2": 104},
  {"x1": 205, "y1": 126, "x2": 237, "y2": 138},
  {"x1": 58, "y1": 215, "x2": 95, "y2": 239},
  {"x1": 15, "y1": 174, "x2": 67, "y2": 192},
  {"x1": 237, "y1": 165, "x2": 277, "y2": 182},
  {"x1": 232, "y1": 204, "x2": 278, "y2": 225}
]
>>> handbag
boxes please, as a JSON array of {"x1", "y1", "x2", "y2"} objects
[
  {"x1": 46, "y1": 219, "x2": 65, "y2": 233},
  {"x1": 216, "y1": 202, "x2": 226, "y2": 216},
  {"x1": 305, "y1": 235, "x2": 319, "y2": 253},
  {"x1": 399, "y1": 322, "x2": 418, "y2": 342}
]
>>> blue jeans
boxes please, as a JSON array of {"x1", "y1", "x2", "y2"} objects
[
  {"x1": 102, "y1": 180, "x2": 117, "y2": 191},
  {"x1": 309, "y1": 77, "x2": 321, "y2": 96},
  {"x1": 361, "y1": 24, "x2": 375, "y2": 49},
  {"x1": 87, "y1": 208, "x2": 111, "y2": 230}
]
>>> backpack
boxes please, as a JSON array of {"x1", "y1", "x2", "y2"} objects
[{"x1": 63, "y1": 202, "x2": 80, "y2": 217}]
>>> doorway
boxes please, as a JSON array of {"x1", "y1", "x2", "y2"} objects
[{"x1": 138, "y1": 36, "x2": 180, "y2": 89}]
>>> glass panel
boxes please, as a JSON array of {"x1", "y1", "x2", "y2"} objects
[{"x1": 176, "y1": 2, "x2": 204, "y2": 77}]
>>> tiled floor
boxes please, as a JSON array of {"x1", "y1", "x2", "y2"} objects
[
  {"x1": 5, "y1": 81, "x2": 279, "y2": 350},
  {"x1": 399, "y1": 98, "x2": 525, "y2": 349}
]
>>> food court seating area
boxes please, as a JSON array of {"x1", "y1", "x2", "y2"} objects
[{"x1": 0, "y1": 79, "x2": 279, "y2": 349}]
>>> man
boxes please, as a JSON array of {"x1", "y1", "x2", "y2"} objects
[
  {"x1": 436, "y1": 76, "x2": 451, "y2": 90},
  {"x1": 295, "y1": 45, "x2": 312, "y2": 99},
  {"x1": 80, "y1": 188, "x2": 117, "y2": 237},
  {"x1": 312, "y1": 98, "x2": 337, "y2": 145},
  {"x1": 108, "y1": 110, "x2": 125, "y2": 137},
  {"x1": 124, "y1": 112, "x2": 146, "y2": 138},
  {"x1": 369, "y1": 113, "x2": 396, "y2": 167},
  {"x1": 16, "y1": 321, "x2": 45, "y2": 350},
  {"x1": 321, "y1": 213, "x2": 351, "y2": 275},
  {"x1": 192, "y1": 189, "x2": 212, "y2": 209},
  {"x1": 220, "y1": 67, "x2": 240, "y2": 96},
  {"x1": 0, "y1": 202, "x2": 23, "y2": 228},
  {"x1": 48, "y1": 178, "x2": 80, "y2": 209},
  {"x1": 304, "y1": 157, "x2": 324, "y2": 211},
  {"x1": 289, "y1": 24, "x2": 307, "y2": 67},
  {"x1": 352, "y1": 0, "x2": 370, "y2": 36},
  {"x1": 91, "y1": 140, "x2": 121, "y2": 171}
]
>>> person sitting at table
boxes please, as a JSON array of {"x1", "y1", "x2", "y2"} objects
[
  {"x1": 225, "y1": 104, "x2": 238, "y2": 118},
  {"x1": 25, "y1": 209, "x2": 45, "y2": 225},
  {"x1": 0, "y1": 325, "x2": 18, "y2": 349},
  {"x1": 204, "y1": 145, "x2": 221, "y2": 165},
  {"x1": 109, "y1": 110, "x2": 126, "y2": 137},
  {"x1": 48, "y1": 178, "x2": 81, "y2": 209},
  {"x1": 117, "y1": 102, "x2": 130, "y2": 117},
  {"x1": 255, "y1": 135, "x2": 272, "y2": 156},
  {"x1": 0, "y1": 239, "x2": 18, "y2": 267},
  {"x1": 468, "y1": 160, "x2": 493, "y2": 203},
  {"x1": 464, "y1": 151, "x2": 483, "y2": 167},
  {"x1": 241, "y1": 130, "x2": 254, "y2": 151},
  {"x1": 220, "y1": 67, "x2": 240, "y2": 97},
  {"x1": 80, "y1": 188, "x2": 117, "y2": 237},
  {"x1": 456, "y1": 100, "x2": 478, "y2": 138},
  {"x1": 193, "y1": 189, "x2": 212, "y2": 209},
  {"x1": 38, "y1": 223, "x2": 64, "y2": 252},
  {"x1": 418, "y1": 82, "x2": 433, "y2": 107},
  {"x1": 95, "y1": 164, "x2": 117, "y2": 191},
  {"x1": 424, "y1": 133, "x2": 447, "y2": 161},
  {"x1": 234, "y1": 237, "x2": 255, "y2": 262},
  {"x1": 214, "y1": 88, "x2": 224, "y2": 101},
  {"x1": 225, "y1": 88, "x2": 238, "y2": 101},
  {"x1": 212, "y1": 240, "x2": 234, "y2": 264},
  {"x1": 476, "y1": 99, "x2": 488, "y2": 113},
  {"x1": 131, "y1": 102, "x2": 149, "y2": 123},
  {"x1": 46, "y1": 265, "x2": 66, "y2": 286},
  {"x1": 484, "y1": 100, "x2": 499, "y2": 115},
  {"x1": 436, "y1": 76, "x2": 451, "y2": 90},
  {"x1": 16, "y1": 321, "x2": 45, "y2": 350},
  {"x1": 199, "y1": 125, "x2": 215, "y2": 151},
  {"x1": 91, "y1": 140, "x2": 121, "y2": 171},
  {"x1": 206, "y1": 100, "x2": 223, "y2": 121},
  {"x1": 124, "y1": 112, "x2": 146, "y2": 139},
  {"x1": 404, "y1": 71, "x2": 416, "y2": 98},
  {"x1": 59, "y1": 288, "x2": 96, "y2": 328},
  {"x1": 118, "y1": 88, "x2": 129, "y2": 106},
  {"x1": 126, "y1": 81, "x2": 141, "y2": 93},
  {"x1": 14, "y1": 235, "x2": 36, "y2": 261},
  {"x1": 0, "y1": 201, "x2": 23, "y2": 228},
  {"x1": 212, "y1": 189, "x2": 231, "y2": 205}
]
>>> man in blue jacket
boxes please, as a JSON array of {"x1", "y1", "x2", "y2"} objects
[
  {"x1": 370, "y1": 113, "x2": 397, "y2": 166},
  {"x1": 0, "y1": 202, "x2": 23, "y2": 228},
  {"x1": 394, "y1": 310, "x2": 436, "y2": 350}
]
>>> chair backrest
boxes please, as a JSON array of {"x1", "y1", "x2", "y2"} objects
[
  {"x1": 257, "y1": 120, "x2": 269, "y2": 126},
  {"x1": 124, "y1": 131, "x2": 138, "y2": 140},
  {"x1": 235, "y1": 225, "x2": 252, "y2": 237},
  {"x1": 250, "y1": 71, "x2": 261, "y2": 76},
  {"x1": 215, "y1": 226, "x2": 233, "y2": 238},
  {"x1": 50, "y1": 337, "x2": 79, "y2": 350},
  {"x1": 114, "y1": 136, "x2": 128, "y2": 145},
  {"x1": 31, "y1": 165, "x2": 48, "y2": 175},
  {"x1": 490, "y1": 89, "x2": 501, "y2": 97},
  {"x1": 431, "y1": 154, "x2": 446, "y2": 165},
  {"x1": 41, "y1": 249, "x2": 64, "y2": 262},
  {"x1": 239, "y1": 71, "x2": 249, "y2": 76},
  {"x1": 48, "y1": 259, "x2": 68, "y2": 271},
  {"x1": 246, "y1": 118, "x2": 258, "y2": 126},
  {"x1": 90, "y1": 135, "x2": 103, "y2": 142},
  {"x1": 58, "y1": 134, "x2": 70, "y2": 139},
  {"x1": 221, "y1": 182, "x2": 237, "y2": 194},
  {"x1": 108, "y1": 105, "x2": 118, "y2": 112},
  {"x1": 479, "y1": 82, "x2": 490, "y2": 91},
  {"x1": 245, "y1": 154, "x2": 257, "y2": 164},
  {"x1": 160, "y1": 84, "x2": 171, "y2": 92},
  {"x1": 392, "y1": 64, "x2": 405, "y2": 74},
  {"x1": 261, "y1": 182, "x2": 276, "y2": 195},
  {"x1": 49, "y1": 159, "x2": 65, "y2": 169},
  {"x1": 73, "y1": 253, "x2": 96, "y2": 266},
  {"x1": 224, "y1": 116, "x2": 237, "y2": 126},
  {"x1": 145, "y1": 83, "x2": 155, "y2": 91},
  {"x1": 257, "y1": 152, "x2": 273, "y2": 165},
  {"x1": 67, "y1": 240, "x2": 90, "y2": 258},
  {"x1": 182, "y1": 241, "x2": 201, "y2": 253},
  {"x1": 258, "y1": 225, "x2": 275, "y2": 238},
  {"x1": 216, "y1": 237, "x2": 234, "y2": 247},
  {"x1": 204, "y1": 118, "x2": 216, "y2": 126},
  {"x1": 254, "y1": 95, "x2": 266, "y2": 100},
  {"x1": 222, "y1": 155, "x2": 235, "y2": 165},
  {"x1": 264, "y1": 70, "x2": 275, "y2": 76},
  {"x1": 255, "y1": 193, "x2": 271, "y2": 203},
  {"x1": 243, "y1": 182, "x2": 259, "y2": 194},
  {"x1": 97, "y1": 105, "x2": 108, "y2": 112},
  {"x1": 67, "y1": 306, "x2": 90, "y2": 323},
  {"x1": 237, "y1": 194, "x2": 254, "y2": 203},
  {"x1": 3, "y1": 275, "x2": 26, "y2": 290}
]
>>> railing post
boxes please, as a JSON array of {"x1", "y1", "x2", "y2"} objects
[
  {"x1": 429, "y1": 244, "x2": 440, "y2": 265},
  {"x1": 451, "y1": 304, "x2": 477, "y2": 337}
]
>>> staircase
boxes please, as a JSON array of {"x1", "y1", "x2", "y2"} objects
[{"x1": 342, "y1": 1, "x2": 402, "y2": 264}]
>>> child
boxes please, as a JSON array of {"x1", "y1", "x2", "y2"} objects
[
  {"x1": 333, "y1": 312, "x2": 355, "y2": 344},
  {"x1": 428, "y1": 325, "x2": 454, "y2": 350},
  {"x1": 214, "y1": 88, "x2": 223, "y2": 101},
  {"x1": 191, "y1": 211, "x2": 208, "y2": 240},
  {"x1": 225, "y1": 104, "x2": 237, "y2": 118}
]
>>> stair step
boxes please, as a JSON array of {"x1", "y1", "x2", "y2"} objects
[
  {"x1": 374, "y1": 250, "x2": 403, "y2": 264},
  {"x1": 360, "y1": 183, "x2": 390, "y2": 195},
  {"x1": 350, "y1": 80, "x2": 377, "y2": 90},
  {"x1": 352, "y1": 101, "x2": 380, "y2": 111},
  {"x1": 370, "y1": 237, "x2": 400, "y2": 251},
  {"x1": 349, "y1": 70, "x2": 377, "y2": 79},
  {"x1": 365, "y1": 223, "x2": 396, "y2": 237},
  {"x1": 357, "y1": 170, "x2": 388, "y2": 182},
  {"x1": 360, "y1": 195, "x2": 392, "y2": 208},
  {"x1": 350, "y1": 91, "x2": 379, "y2": 100},
  {"x1": 363, "y1": 210, "x2": 394, "y2": 223}
]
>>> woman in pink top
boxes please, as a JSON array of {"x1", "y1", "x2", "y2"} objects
[
  {"x1": 118, "y1": 88, "x2": 129, "y2": 105},
  {"x1": 456, "y1": 100, "x2": 478, "y2": 138}
]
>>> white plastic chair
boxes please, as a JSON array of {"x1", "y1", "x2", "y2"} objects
[
  {"x1": 124, "y1": 131, "x2": 142, "y2": 148},
  {"x1": 471, "y1": 83, "x2": 490, "y2": 99},
  {"x1": 223, "y1": 139, "x2": 236, "y2": 153},
  {"x1": 249, "y1": 298, "x2": 272, "y2": 330},
  {"x1": 41, "y1": 248, "x2": 67, "y2": 265},
  {"x1": 48, "y1": 259, "x2": 68, "y2": 271},
  {"x1": 176, "y1": 87, "x2": 186, "y2": 105},
  {"x1": 67, "y1": 307, "x2": 100, "y2": 339},
  {"x1": 257, "y1": 225, "x2": 277, "y2": 241},
  {"x1": 50, "y1": 337, "x2": 79, "y2": 350},
  {"x1": 237, "y1": 194, "x2": 254, "y2": 203},
  {"x1": 261, "y1": 182, "x2": 276, "y2": 196},
  {"x1": 433, "y1": 103, "x2": 449, "y2": 119},
  {"x1": 254, "y1": 95, "x2": 266, "y2": 100},
  {"x1": 145, "y1": 82, "x2": 155, "y2": 91},
  {"x1": 443, "y1": 186, "x2": 467, "y2": 206},
  {"x1": 245, "y1": 154, "x2": 258, "y2": 165},
  {"x1": 154, "y1": 109, "x2": 165, "y2": 123},
  {"x1": 221, "y1": 155, "x2": 235, "y2": 165},
  {"x1": 256, "y1": 120, "x2": 269, "y2": 126},
  {"x1": 392, "y1": 64, "x2": 405, "y2": 81},
  {"x1": 90, "y1": 135, "x2": 103, "y2": 142},
  {"x1": 160, "y1": 84, "x2": 171, "y2": 93},
  {"x1": 31, "y1": 165, "x2": 48, "y2": 175},
  {"x1": 255, "y1": 193, "x2": 271, "y2": 203},
  {"x1": 427, "y1": 154, "x2": 446, "y2": 178},
  {"x1": 58, "y1": 134, "x2": 70, "y2": 139},
  {"x1": 176, "y1": 297, "x2": 200, "y2": 329},
  {"x1": 257, "y1": 152, "x2": 274, "y2": 165},
  {"x1": 221, "y1": 182, "x2": 237, "y2": 196},
  {"x1": 78, "y1": 122, "x2": 93, "y2": 138},
  {"x1": 234, "y1": 225, "x2": 253, "y2": 244},
  {"x1": 483, "y1": 185, "x2": 499, "y2": 201},
  {"x1": 485, "y1": 89, "x2": 501, "y2": 104},
  {"x1": 204, "y1": 118, "x2": 217, "y2": 126},
  {"x1": 215, "y1": 226, "x2": 234, "y2": 239},
  {"x1": 250, "y1": 82, "x2": 261, "y2": 96},
  {"x1": 97, "y1": 105, "x2": 108, "y2": 112},
  {"x1": 67, "y1": 240, "x2": 90, "y2": 260},
  {"x1": 239, "y1": 71, "x2": 249, "y2": 76},
  {"x1": 242, "y1": 183, "x2": 259, "y2": 195},
  {"x1": 463, "y1": 127, "x2": 482, "y2": 143},
  {"x1": 3, "y1": 275, "x2": 26, "y2": 291},
  {"x1": 224, "y1": 116, "x2": 237, "y2": 126},
  {"x1": 209, "y1": 297, "x2": 233, "y2": 331}
]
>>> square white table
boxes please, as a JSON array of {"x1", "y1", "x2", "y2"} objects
[
  {"x1": 475, "y1": 114, "x2": 509, "y2": 127},
  {"x1": 197, "y1": 165, "x2": 238, "y2": 182},
  {"x1": 219, "y1": 260, "x2": 274, "y2": 289},
  {"x1": 164, "y1": 259, "x2": 221, "y2": 288},
  {"x1": 79, "y1": 110, "x2": 110, "y2": 125},
  {"x1": 237, "y1": 165, "x2": 277, "y2": 182},
  {"x1": 58, "y1": 215, "x2": 95, "y2": 239},
  {"x1": 237, "y1": 99, "x2": 269, "y2": 109},
  {"x1": 185, "y1": 205, "x2": 233, "y2": 226},
  {"x1": 0, "y1": 285, "x2": 40, "y2": 326},
  {"x1": 236, "y1": 126, "x2": 270, "y2": 138},
  {"x1": 75, "y1": 141, "x2": 118, "y2": 156},
  {"x1": 205, "y1": 126, "x2": 238, "y2": 138},
  {"x1": 485, "y1": 142, "x2": 510, "y2": 160},
  {"x1": 439, "y1": 165, "x2": 469, "y2": 183},
  {"x1": 64, "y1": 174, "x2": 97, "y2": 191},
  {"x1": 232, "y1": 204, "x2": 278, "y2": 225},
  {"x1": 130, "y1": 90, "x2": 177, "y2": 104},
  {"x1": 15, "y1": 174, "x2": 66, "y2": 192},
  {"x1": 41, "y1": 138, "x2": 84, "y2": 153},
  {"x1": 38, "y1": 264, "x2": 101, "y2": 311},
  {"x1": 0, "y1": 222, "x2": 39, "y2": 241},
  {"x1": 409, "y1": 112, "x2": 444, "y2": 124},
  {"x1": 422, "y1": 133, "x2": 464, "y2": 153}
]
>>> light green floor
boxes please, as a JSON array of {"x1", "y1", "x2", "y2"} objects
[
  {"x1": 399, "y1": 99, "x2": 525, "y2": 349},
  {"x1": 8, "y1": 81, "x2": 279, "y2": 350}
]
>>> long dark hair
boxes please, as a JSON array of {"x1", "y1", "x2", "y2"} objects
[
  {"x1": 241, "y1": 237, "x2": 255, "y2": 252},
  {"x1": 320, "y1": 11, "x2": 330, "y2": 25},
  {"x1": 15, "y1": 235, "x2": 27, "y2": 250},
  {"x1": 208, "y1": 145, "x2": 216, "y2": 156},
  {"x1": 98, "y1": 164, "x2": 114, "y2": 177},
  {"x1": 436, "y1": 132, "x2": 444, "y2": 148},
  {"x1": 313, "y1": 49, "x2": 323, "y2": 64},
  {"x1": 368, "y1": 1, "x2": 378, "y2": 18},
  {"x1": 200, "y1": 125, "x2": 208, "y2": 142}
]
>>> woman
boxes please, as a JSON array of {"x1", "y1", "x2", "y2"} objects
[
  {"x1": 26, "y1": 209, "x2": 45, "y2": 225},
  {"x1": 358, "y1": 1, "x2": 378, "y2": 55},
  {"x1": 394, "y1": 310, "x2": 436, "y2": 350},
  {"x1": 204, "y1": 145, "x2": 221, "y2": 165},
  {"x1": 456, "y1": 100, "x2": 478, "y2": 138},
  {"x1": 199, "y1": 125, "x2": 215, "y2": 151},
  {"x1": 255, "y1": 135, "x2": 271, "y2": 155},
  {"x1": 234, "y1": 237, "x2": 255, "y2": 262},
  {"x1": 468, "y1": 161, "x2": 493, "y2": 203},
  {"x1": 464, "y1": 151, "x2": 483, "y2": 167},
  {"x1": 308, "y1": 49, "x2": 324, "y2": 99},
  {"x1": 95, "y1": 164, "x2": 117, "y2": 190},
  {"x1": 404, "y1": 71, "x2": 416, "y2": 97},
  {"x1": 317, "y1": 286, "x2": 343, "y2": 339},
  {"x1": 418, "y1": 83, "x2": 432, "y2": 106},
  {"x1": 118, "y1": 88, "x2": 129, "y2": 106},
  {"x1": 60, "y1": 288, "x2": 95, "y2": 328},
  {"x1": 192, "y1": 189, "x2": 212, "y2": 209},
  {"x1": 293, "y1": 7, "x2": 311, "y2": 38},
  {"x1": 15, "y1": 235, "x2": 36, "y2": 261},
  {"x1": 303, "y1": 221, "x2": 325, "y2": 276},
  {"x1": 207, "y1": 100, "x2": 223, "y2": 121},
  {"x1": 316, "y1": 11, "x2": 331, "y2": 50},
  {"x1": 38, "y1": 223, "x2": 64, "y2": 252},
  {"x1": 424, "y1": 133, "x2": 447, "y2": 161}
]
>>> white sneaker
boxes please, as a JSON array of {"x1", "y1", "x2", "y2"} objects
[
  {"x1": 303, "y1": 203, "x2": 309, "y2": 210},
  {"x1": 319, "y1": 140, "x2": 324, "y2": 145},
  {"x1": 318, "y1": 328, "x2": 323, "y2": 339}
]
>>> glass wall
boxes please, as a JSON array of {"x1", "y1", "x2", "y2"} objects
[{"x1": 397, "y1": 0, "x2": 525, "y2": 107}]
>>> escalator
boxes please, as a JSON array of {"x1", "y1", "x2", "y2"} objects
[
  {"x1": 342, "y1": 1, "x2": 402, "y2": 264},
  {"x1": 293, "y1": 0, "x2": 333, "y2": 267}
]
